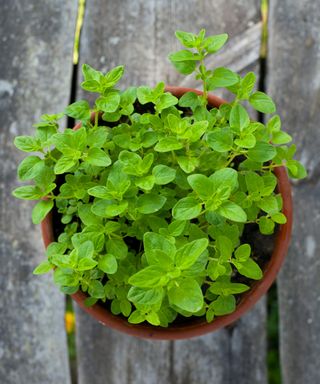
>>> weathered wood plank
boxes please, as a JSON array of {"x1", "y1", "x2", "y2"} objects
[
  {"x1": 0, "y1": 1, "x2": 78, "y2": 383},
  {"x1": 76, "y1": 310, "x2": 171, "y2": 384},
  {"x1": 173, "y1": 300, "x2": 266, "y2": 384},
  {"x1": 75, "y1": 1, "x2": 267, "y2": 384},
  {"x1": 268, "y1": 1, "x2": 320, "y2": 383}
]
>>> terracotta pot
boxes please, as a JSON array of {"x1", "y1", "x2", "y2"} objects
[{"x1": 41, "y1": 86, "x2": 293, "y2": 340}]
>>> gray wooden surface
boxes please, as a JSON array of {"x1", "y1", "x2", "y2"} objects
[
  {"x1": 0, "y1": 1, "x2": 77, "y2": 383},
  {"x1": 1, "y1": 0, "x2": 319, "y2": 383},
  {"x1": 75, "y1": 1, "x2": 267, "y2": 384},
  {"x1": 268, "y1": 1, "x2": 320, "y2": 383}
]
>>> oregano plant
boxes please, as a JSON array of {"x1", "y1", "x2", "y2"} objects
[{"x1": 13, "y1": 29, "x2": 306, "y2": 327}]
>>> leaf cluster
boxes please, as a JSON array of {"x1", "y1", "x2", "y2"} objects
[{"x1": 13, "y1": 29, "x2": 306, "y2": 327}]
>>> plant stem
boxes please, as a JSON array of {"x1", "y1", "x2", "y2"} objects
[
  {"x1": 94, "y1": 110, "x2": 99, "y2": 128},
  {"x1": 199, "y1": 59, "x2": 208, "y2": 103}
]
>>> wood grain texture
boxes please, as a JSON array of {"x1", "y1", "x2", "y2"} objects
[
  {"x1": 75, "y1": 1, "x2": 267, "y2": 383},
  {"x1": 0, "y1": 1, "x2": 77, "y2": 383},
  {"x1": 268, "y1": 1, "x2": 320, "y2": 383}
]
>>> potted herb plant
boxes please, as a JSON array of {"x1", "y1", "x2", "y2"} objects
[{"x1": 13, "y1": 29, "x2": 306, "y2": 340}]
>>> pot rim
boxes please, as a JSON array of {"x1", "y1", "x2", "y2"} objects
[{"x1": 41, "y1": 86, "x2": 293, "y2": 340}]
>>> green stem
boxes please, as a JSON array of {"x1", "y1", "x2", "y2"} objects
[
  {"x1": 94, "y1": 110, "x2": 99, "y2": 128},
  {"x1": 262, "y1": 163, "x2": 283, "y2": 170},
  {"x1": 199, "y1": 59, "x2": 208, "y2": 103},
  {"x1": 47, "y1": 151, "x2": 58, "y2": 162},
  {"x1": 224, "y1": 153, "x2": 238, "y2": 167}
]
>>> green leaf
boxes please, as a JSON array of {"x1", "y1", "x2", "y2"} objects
[
  {"x1": 32, "y1": 199, "x2": 54, "y2": 224},
  {"x1": 154, "y1": 137, "x2": 183, "y2": 152},
  {"x1": 207, "y1": 128, "x2": 233, "y2": 152},
  {"x1": 137, "y1": 194, "x2": 167, "y2": 214},
  {"x1": 51, "y1": 128, "x2": 86, "y2": 154},
  {"x1": 206, "y1": 307, "x2": 215, "y2": 323},
  {"x1": 104, "y1": 221, "x2": 121, "y2": 234},
  {"x1": 170, "y1": 60, "x2": 197, "y2": 75},
  {"x1": 87, "y1": 127, "x2": 109, "y2": 148},
  {"x1": 156, "y1": 93, "x2": 178, "y2": 112},
  {"x1": 245, "y1": 171, "x2": 264, "y2": 194},
  {"x1": 85, "y1": 148, "x2": 112, "y2": 167},
  {"x1": 144, "y1": 232, "x2": 176, "y2": 263},
  {"x1": 216, "y1": 235, "x2": 233, "y2": 261},
  {"x1": 271, "y1": 212, "x2": 287, "y2": 224},
  {"x1": 12, "y1": 185, "x2": 43, "y2": 200},
  {"x1": 18, "y1": 156, "x2": 44, "y2": 181},
  {"x1": 175, "y1": 238, "x2": 208, "y2": 270},
  {"x1": 98, "y1": 254, "x2": 118, "y2": 274},
  {"x1": 178, "y1": 92, "x2": 201, "y2": 110},
  {"x1": 234, "y1": 133, "x2": 256, "y2": 148},
  {"x1": 168, "y1": 50, "x2": 201, "y2": 62},
  {"x1": 77, "y1": 240, "x2": 94, "y2": 259},
  {"x1": 54, "y1": 269, "x2": 78, "y2": 287},
  {"x1": 204, "y1": 33, "x2": 228, "y2": 53},
  {"x1": 14, "y1": 136, "x2": 41, "y2": 152},
  {"x1": 177, "y1": 156, "x2": 199, "y2": 173},
  {"x1": 87, "y1": 186, "x2": 111, "y2": 199},
  {"x1": 211, "y1": 295, "x2": 236, "y2": 315},
  {"x1": 128, "y1": 310, "x2": 145, "y2": 324},
  {"x1": 247, "y1": 142, "x2": 276, "y2": 162},
  {"x1": 64, "y1": 100, "x2": 90, "y2": 120},
  {"x1": 95, "y1": 91, "x2": 120, "y2": 113},
  {"x1": 82, "y1": 63, "x2": 102, "y2": 82},
  {"x1": 238, "y1": 72, "x2": 256, "y2": 99},
  {"x1": 54, "y1": 156, "x2": 77, "y2": 174},
  {"x1": 77, "y1": 257, "x2": 98, "y2": 271},
  {"x1": 78, "y1": 204, "x2": 102, "y2": 226},
  {"x1": 233, "y1": 258, "x2": 263, "y2": 280},
  {"x1": 287, "y1": 160, "x2": 307, "y2": 179},
  {"x1": 187, "y1": 174, "x2": 214, "y2": 200},
  {"x1": 259, "y1": 216, "x2": 275, "y2": 234},
  {"x1": 257, "y1": 195, "x2": 279, "y2": 214},
  {"x1": 33, "y1": 260, "x2": 54, "y2": 275},
  {"x1": 168, "y1": 278, "x2": 203, "y2": 313},
  {"x1": 81, "y1": 80, "x2": 101, "y2": 93},
  {"x1": 207, "y1": 67, "x2": 239, "y2": 90},
  {"x1": 34, "y1": 166, "x2": 55, "y2": 188},
  {"x1": 84, "y1": 297, "x2": 98, "y2": 307},
  {"x1": 91, "y1": 200, "x2": 128, "y2": 217},
  {"x1": 209, "y1": 282, "x2": 249, "y2": 295},
  {"x1": 137, "y1": 86, "x2": 156, "y2": 104},
  {"x1": 217, "y1": 201, "x2": 247, "y2": 222},
  {"x1": 102, "y1": 65, "x2": 124, "y2": 88},
  {"x1": 187, "y1": 121, "x2": 208, "y2": 142},
  {"x1": 120, "y1": 86, "x2": 137, "y2": 105},
  {"x1": 175, "y1": 30, "x2": 197, "y2": 48},
  {"x1": 234, "y1": 244, "x2": 251, "y2": 261},
  {"x1": 135, "y1": 175, "x2": 155, "y2": 190},
  {"x1": 172, "y1": 197, "x2": 202, "y2": 220},
  {"x1": 145, "y1": 311, "x2": 160, "y2": 325},
  {"x1": 106, "y1": 238, "x2": 128, "y2": 259},
  {"x1": 128, "y1": 287, "x2": 163, "y2": 305},
  {"x1": 230, "y1": 104, "x2": 250, "y2": 131},
  {"x1": 120, "y1": 300, "x2": 132, "y2": 317},
  {"x1": 88, "y1": 280, "x2": 105, "y2": 299},
  {"x1": 272, "y1": 131, "x2": 292, "y2": 144},
  {"x1": 168, "y1": 220, "x2": 187, "y2": 237},
  {"x1": 210, "y1": 168, "x2": 238, "y2": 192},
  {"x1": 267, "y1": 115, "x2": 281, "y2": 132},
  {"x1": 249, "y1": 91, "x2": 276, "y2": 113},
  {"x1": 152, "y1": 165, "x2": 176, "y2": 185},
  {"x1": 128, "y1": 265, "x2": 166, "y2": 288}
]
